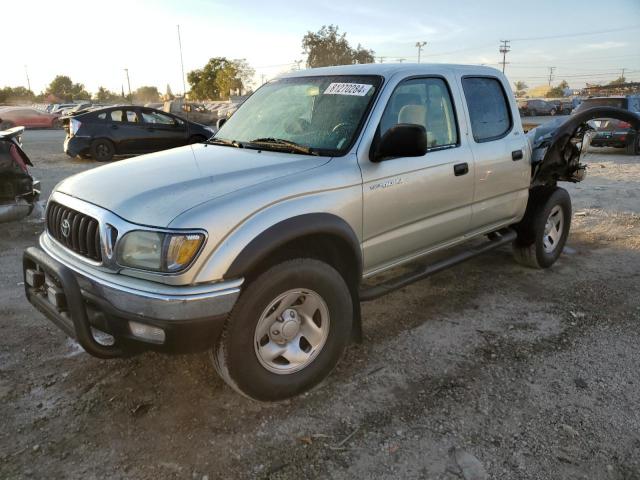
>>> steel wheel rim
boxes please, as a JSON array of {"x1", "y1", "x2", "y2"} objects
[
  {"x1": 254, "y1": 288, "x2": 330, "y2": 375},
  {"x1": 543, "y1": 205, "x2": 564, "y2": 253}
]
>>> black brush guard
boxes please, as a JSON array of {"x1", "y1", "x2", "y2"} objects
[{"x1": 23, "y1": 246, "x2": 124, "y2": 358}]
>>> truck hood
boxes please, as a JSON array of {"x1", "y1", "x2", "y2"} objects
[{"x1": 56, "y1": 144, "x2": 328, "y2": 227}]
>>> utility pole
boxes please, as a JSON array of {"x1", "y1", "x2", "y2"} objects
[
  {"x1": 261, "y1": 74, "x2": 266, "y2": 85},
  {"x1": 621, "y1": 68, "x2": 627, "y2": 81},
  {"x1": 499, "y1": 40, "x2": 510, "y2": 74},
  {"x1": 415, "y1": 41, "x2": 427, "y2": 63},
  {"x1": 548, "y1": 66, "x2": 555, "y2": 86},
  {"x1": 377, "y1": 56, "x2": 386, "y2": 63},
  {"x1": 294, "y1": 59, "x2": 303, "y2": 70},
  {"x1": 397, "y1": 58, "x2": 406, "y2": 63},
  {"x1": 123, "y1": 68, "x2": 132, "y2": 102},
  {"x1": 177, "y1": 25, "x2": 187, "y2": 99},
  {"x1": 24, "y1": 65, "x2": 31, "y2": 92}
]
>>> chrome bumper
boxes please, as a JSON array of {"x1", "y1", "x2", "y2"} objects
[{"x1": 40, "y1": 232, "x2": 242, "y2": 322}]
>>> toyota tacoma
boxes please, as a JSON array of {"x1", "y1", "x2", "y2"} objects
[{"x1": 23, "y1": 64, "x2": 639, "y2": 401}]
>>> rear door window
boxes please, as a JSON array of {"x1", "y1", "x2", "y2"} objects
[{"x1": 462, "y1": 77, "x2": 512, "y2": 142}]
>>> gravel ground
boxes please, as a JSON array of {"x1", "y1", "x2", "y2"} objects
[{"x1": 1, "y1": 130, "x2": 639, "y2": 480}]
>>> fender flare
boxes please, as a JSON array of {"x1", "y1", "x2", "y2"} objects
[{"x1": 224, "y1": 213, "x2": 362, "y2": 280}]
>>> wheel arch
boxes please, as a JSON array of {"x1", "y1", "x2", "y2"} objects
[{"x1": 224, "y1": 213, "x2": 364, "y2": 341}]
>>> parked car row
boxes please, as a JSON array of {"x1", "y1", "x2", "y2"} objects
[
  {"x1": 576, "y1": 95, "x2": 640, "y2": 155},
  {"x1": 518, "y1": 98, "x2": 582, "y2": 116}
]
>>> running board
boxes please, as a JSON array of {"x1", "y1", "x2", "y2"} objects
[{"x1": 359, "y1": 228, "x2": 517, "y2": 302}]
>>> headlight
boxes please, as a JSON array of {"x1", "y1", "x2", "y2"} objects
[{"x1": 117, "y1": 231, "x2": 204, "y2": 273}]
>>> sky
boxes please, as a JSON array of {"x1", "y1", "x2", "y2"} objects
[{"x1": 2, "y1": 0, "x2": 639, "y2": 96}]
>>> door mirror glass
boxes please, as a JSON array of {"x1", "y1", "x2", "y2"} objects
[{"x1": 372, "y1": 124, "x2": 428, "y2": 162}]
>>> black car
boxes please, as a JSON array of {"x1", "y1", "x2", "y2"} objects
[
  {"x1": 518, "y1": 99, "x2": 557, "y2": 116},
  {"x1": 63, "y1": 106, "x2": 214, "y2": 161},
  {"x1": 574, "y1": 95, "x2": 640, "y2": 154}
]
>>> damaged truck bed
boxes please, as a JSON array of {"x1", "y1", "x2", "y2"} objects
[{"x1": 528, "y1": 106, "x2": 640, "y2": 187}]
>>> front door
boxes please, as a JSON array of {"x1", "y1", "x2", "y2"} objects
[
  {"x1": 139, "y1": 109, "x2": 188, "y2": 150},
  {"x1": 359, "y1": 75, "x2": 475, "y2": 275}
]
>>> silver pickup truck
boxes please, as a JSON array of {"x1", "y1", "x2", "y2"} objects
[{"x1": 23, "y1": 64, "x2": 639, "y2": 401}]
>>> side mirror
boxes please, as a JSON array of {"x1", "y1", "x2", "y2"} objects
[
  {"x1": 216, "y1": 117, "x2": 227, "y2": 130},
  {"x1": 371, "y1": 123, "x2": 428, "y2": 162}
]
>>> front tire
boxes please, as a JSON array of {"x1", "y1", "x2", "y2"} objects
[
  {"x1": 513, "y1": 187, "x2": 572, "y2": 269},
  {"x1": 625, "y1": 134, "x2": 640, "y2": 155},
  {"x1": 212, "y1": 258, "x2": 353, "y2": 401}
]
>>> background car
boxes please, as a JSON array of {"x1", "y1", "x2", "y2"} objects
[
  {"x1": 63, "y1": 106, "x2": 215, "y2": 161},
  {"x1": 0, "y1": 107, "x2": 61, "y2": 129},
  {"x1": 575, "y1": 95, "x2": 640, "y2": 154},
  {"x1": 518, "y1": 99, "x2": 557, "y2": 116}
]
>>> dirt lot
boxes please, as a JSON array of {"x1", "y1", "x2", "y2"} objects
[{"x1": 1, "y1": 130, "x2": 639, "y2": 480}]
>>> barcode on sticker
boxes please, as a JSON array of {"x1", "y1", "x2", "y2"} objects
[{"x1": 324, "y1": 83, "x2": 372, "y2": 96}]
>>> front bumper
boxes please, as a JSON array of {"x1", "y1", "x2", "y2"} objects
[
  {"x1": 64, "y1": 135, "x2": 91, "y2": 157},
  {"x1": 23, "y1": 245, "x2": 242, "y2": 357}
]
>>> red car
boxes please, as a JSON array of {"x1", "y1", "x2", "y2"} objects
[{"x1": 0, "y1": 107, "x2": 61, "y2": 129}]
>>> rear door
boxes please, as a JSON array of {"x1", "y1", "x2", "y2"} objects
[
  {"x1": 459, "y1": 76, "x2": 530, "y2": 231},
  {"x1": 107, "y1": 109, "x2": 147, "y2": 153},
  {"x1": 139, "y1": 109, "x2": 188, "y2": 150}
]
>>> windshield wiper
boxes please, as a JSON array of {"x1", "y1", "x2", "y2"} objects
[
  {"x1": 248, "y1": 137, "x2": 318, "y2": 155},
  {"x1": 206, "y1": 138, "x2": 242, "y2": 148}
]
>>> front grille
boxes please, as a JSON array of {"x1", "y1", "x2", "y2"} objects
[{"x1": 46, "y1": 201, "x2": 102, "y2": 262}]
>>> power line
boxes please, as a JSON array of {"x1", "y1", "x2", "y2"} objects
[{"x1": 511, "y1": 25, "x2": 640, "y2": 42}]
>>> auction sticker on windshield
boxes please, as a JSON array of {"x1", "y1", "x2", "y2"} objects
[{"x1": 324, "y1": 83, "x2": 373, "y2": 96}]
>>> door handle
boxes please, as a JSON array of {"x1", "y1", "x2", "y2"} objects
[
  {"x1": 453, "y1": 163, "x2": 469, "y2": 176},
  {"x1": 512, "y1": 149, "x2": 523, "y2": 161}
]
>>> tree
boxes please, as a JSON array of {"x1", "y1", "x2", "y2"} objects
[
  {"x1": 546, "y1": 80, "x2": 569, "y2": 98},
  {"x1": 94, "y1": 86, "x2": 121, "y2": 103},
  {"x1": 0, "y1": 86, "x2": 35, "y2": 104},
  {"x1": 513, "y1": 81, "x2": 528, "y2": 98},
  {"x1": 187, "y1": 58, "x2": 254, "y2": 100},
  {"x1": 302, "y1": 25, "x2": 375, "y2": 68},
  {"x1": 608, "y1": 76, "x2": 626, "y2": 85},
  {"x1": 46, "y1": 75, "x2": 90, "y2": 101},
  {"x1": 133, "y1": 86, "x2": 160, "y2": 104}
]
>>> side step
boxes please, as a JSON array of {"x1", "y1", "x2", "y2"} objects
[{"x1": 359, "y1": 228, "x2": 517, "y2": 302}]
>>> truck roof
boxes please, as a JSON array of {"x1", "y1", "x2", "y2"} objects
[{"x1": 280, "y1": 63, "x2": 503, "y2": 79}]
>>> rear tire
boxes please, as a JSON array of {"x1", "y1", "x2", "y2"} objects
[
  {"x1": 513, "y1": 187, "x2": 571, "y2": 269},
  {"x1": 212, "y1": 258, "x2": 353, "y2": 401},
  {"x1": 90, "y1": 139, "x2": 115, "y2": 162},
  {"x1": 625, "y1": 134, "x2": 640, "y2": 155}
]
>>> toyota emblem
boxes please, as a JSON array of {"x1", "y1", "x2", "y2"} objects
[{"x1": 60, "y1": 219, "x2": 71, "y2": 238}]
